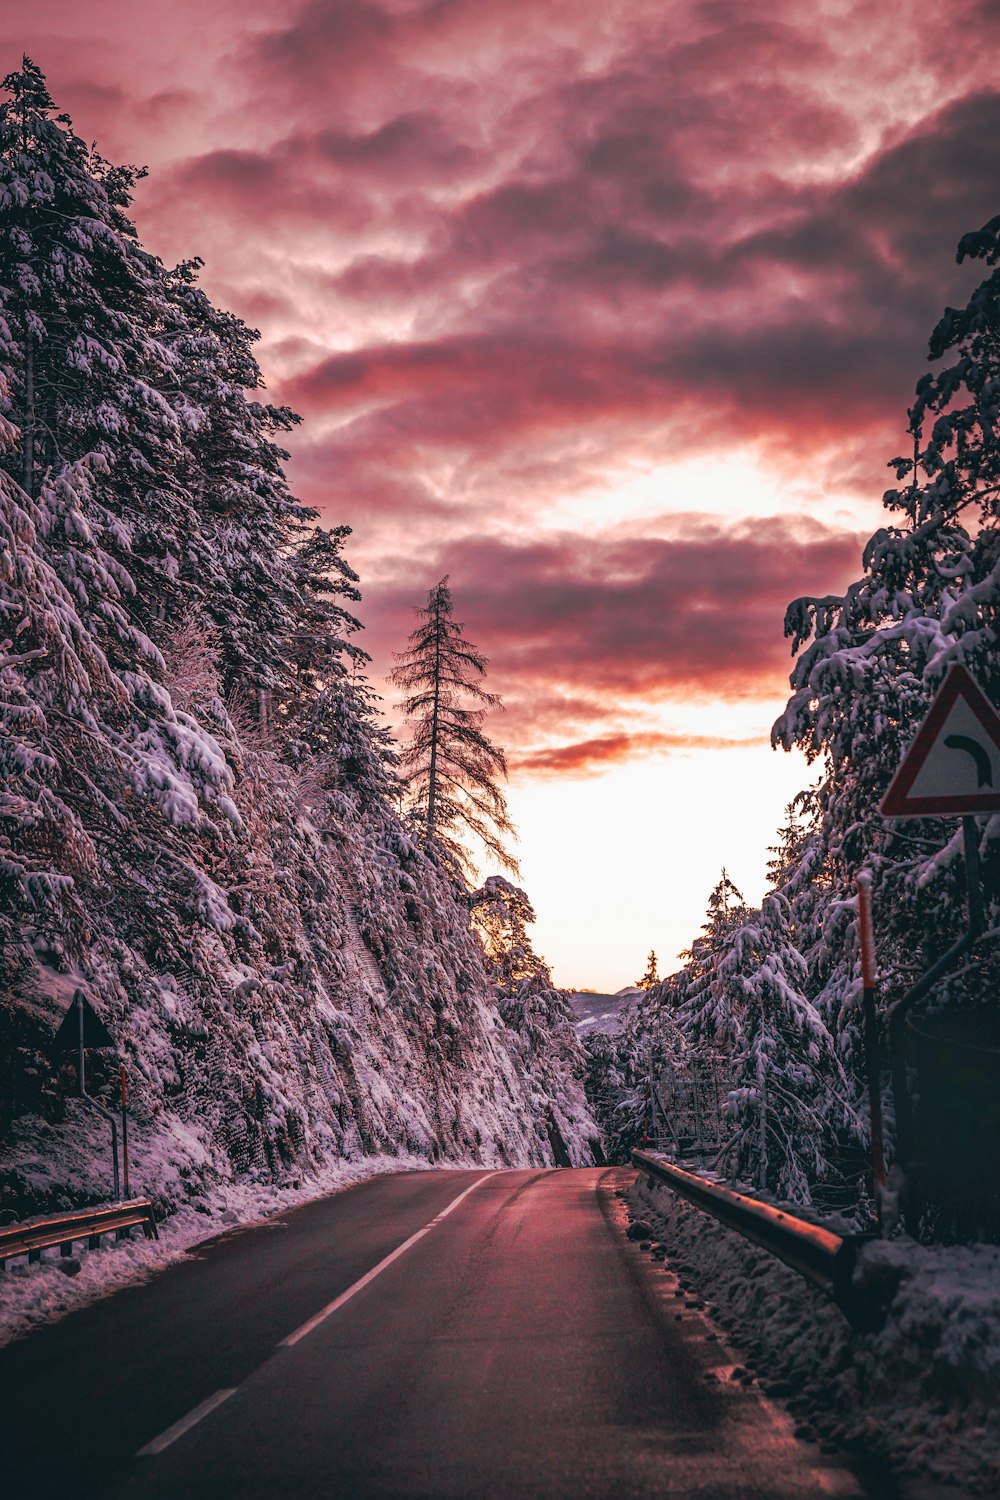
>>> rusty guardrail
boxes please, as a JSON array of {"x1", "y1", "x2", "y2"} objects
[
  {"x1": 632, "y1": 1150, "x2": 884, "y2": 1329},
  {"x1": 0, "y1": 1200, "x2": 158, "y2": 1269}
]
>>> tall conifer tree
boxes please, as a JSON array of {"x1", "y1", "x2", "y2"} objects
[{"x1": 391, "y1": 577, "x2": 516, "y2": 876}]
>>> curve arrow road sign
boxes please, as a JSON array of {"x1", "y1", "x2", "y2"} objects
[{"x1": 880, "y1": 665, "x2": 1000, "y2": 818}]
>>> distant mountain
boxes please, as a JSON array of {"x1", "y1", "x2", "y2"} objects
[{"x1": 567, "y1": 988, "x2": 644, "y2": 1037}]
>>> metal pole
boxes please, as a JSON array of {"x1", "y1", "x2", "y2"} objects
[
  {"x1": 962, "y1": 816, "x2": 984, "y2": 936},
  {"x1": 856, "y1": 877, "x2": 887, "y2": 1217},
  {"x1": 74, "y1": 989, "x2": 120, "y2": 1202},
  {"x1": 691, "y1": 1064, "x2": 705, "y2": 1167},
  {"x1": 120, "y1": 1064, "x2": 130, "y2": 1201},
  {"x1": 77, "y1": 989, "x2": 85, "y2": 1096}
]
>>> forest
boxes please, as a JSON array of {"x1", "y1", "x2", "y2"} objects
[
  {"x1": 589, "y1": 214, "x2": 1000, "y2": 1235},
  {"x1": 2, "y1": 57, "x2": 1000, "y2": 1246},
  {"x1": 0, "y1": 60, "x2": 600, "y2": 1217}
]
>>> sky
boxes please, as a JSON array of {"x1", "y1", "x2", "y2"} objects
[{"x1": 8, "y1": 0, "x2": 1000, "y2": 989}]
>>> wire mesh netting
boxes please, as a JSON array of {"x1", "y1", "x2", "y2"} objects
[{"x1": 648, "y1": 1054, "x2": 730, "y2": 1166}]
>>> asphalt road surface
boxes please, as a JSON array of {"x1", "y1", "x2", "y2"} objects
[{"x1": 1, "y1": 1167, "x2": 891, "y2": 1499}]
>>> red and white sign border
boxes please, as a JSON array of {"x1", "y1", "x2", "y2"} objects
[{"x1": 879, "y1": 664, "x2": 1000, "y2": 819}]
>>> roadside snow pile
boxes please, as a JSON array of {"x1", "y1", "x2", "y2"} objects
[
  {"x1": 0, "y1": 1153, "x2": 434, "y2": 1349},
  {"x1": 631, "y1": 1175, "x2": 1000, "y2": 1496}
]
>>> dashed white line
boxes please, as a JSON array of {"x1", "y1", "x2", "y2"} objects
[
  {"x1": 137, "y1": 1388, "x2": 238, "y2": 1456},
  {"x1": 280, "y1": 1172, "x2": 494, "y2": 1347},
  {"x1": 135, "y1": 1173, "x2": 495, "y2": 1457}
]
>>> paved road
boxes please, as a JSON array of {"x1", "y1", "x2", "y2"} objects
[{"x1": 1, "y1": 1168, "x2": 887, "y2": 1499}]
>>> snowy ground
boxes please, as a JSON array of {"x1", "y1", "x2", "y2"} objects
[
  {"x1": 0, "y1": 1153, "x2": 438, "y2": 1349},
  {"x1": 630, "y1": 1173, "x2": 1000, "y2": 1497}
]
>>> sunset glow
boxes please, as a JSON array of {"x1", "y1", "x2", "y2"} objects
[{"x1": 10, "y1": 0, "x2": 1000, "y2": 986}]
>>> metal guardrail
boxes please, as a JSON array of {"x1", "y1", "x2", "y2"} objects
[
  {"x1": 632, "y1": 1150, "x2": 883, "y2": 1330},
  {"x1": 0, "y1": 1200, "x2": 158, "y2": 1269}
]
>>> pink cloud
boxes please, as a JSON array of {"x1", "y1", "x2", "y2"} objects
[
  {"x1": 511, "y1": 730, "x2": 769, "y2": 778},
  {"x1": 356, "y1": 516, "x2": 866, "y2": 734},
  {"x1": 5, "y1": 1, "x2": 1000, "y2": 773}
]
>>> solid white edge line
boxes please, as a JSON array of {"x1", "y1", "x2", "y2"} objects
[
  {"x1": 280, "y1": 1171, "x2": 495, "y2": 1348},
  {"x1": 136, "y1": 1387, "x2": 238, "y2": 1457}
]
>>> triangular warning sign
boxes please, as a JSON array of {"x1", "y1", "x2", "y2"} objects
[
  {"x1": 49, "y1": 989, "x2": 117, "y2": 1055},
  {"x1": 880, "y1": 665, "x2": 1000, "y2": 818}
]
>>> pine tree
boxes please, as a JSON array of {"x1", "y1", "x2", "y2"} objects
[
  {"x1": 0, "y1": 61, "x2": 604, "y2": 1212},
  {"x1": 0, "y1": 59, "x2": 194, "y2": 543},
  {"x1": 469, "y1": 876, "x2": 547, "y2": 995},
  {"x1": 773, "y1": 210, "x2": 1000, "y2": 1049},
  {"x1": 636, "y1": 949, "x2": 660, "y2": 989},
  {"x1": 390, "y1": 577, "x2": 516, "y2": 876},
  {"x1": 682, "y1": 890, "x2": 861, "y2": 1202},
  {"x1": 161, "y1": 259, "x2": 319, "y2": 702}
]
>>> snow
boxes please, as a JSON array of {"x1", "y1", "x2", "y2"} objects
[
  {"x1": 567, "y1": 990, "x2": 640, "y2": 1036},
  {"x1": 0, "y1": 1153, "x2": 439, "y2": 1350},
  {"x1": 0, "y1": 64, "x2": 602, "y2": 1233},
  {"x1": 631, "y1": 1173, "x2": 1000, "y2": 1496}
]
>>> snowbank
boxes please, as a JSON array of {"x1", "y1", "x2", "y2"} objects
[{"x1": 631, "y1": 1174, "x2": 1000, "y2": 1496}]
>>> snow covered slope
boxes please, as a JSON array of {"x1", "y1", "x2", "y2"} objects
[{"x1": 0, "y1": 65, "x2": 600, "y2": 1220}]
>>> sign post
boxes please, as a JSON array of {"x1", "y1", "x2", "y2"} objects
[
  {"x1": 120, "y1": 1065, "x2": 130, "y2": 1201},
  {"x1": 50, "y1": 990, "x2": 121, "y2": 1202},
  {"x1": 856, "y1": 874, "x2": 886, "y2": 1214},
  {"x1": 879, "y1": 665, "x2": 1000, "y2": 1225}
]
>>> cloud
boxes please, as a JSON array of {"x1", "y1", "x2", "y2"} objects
[
  {"x1": 7, "y1": 1, "x2": 1000, "y2": 776},
  {"x1": 510, "y1": 730, "x2": 769, "y2": 778},
  {"x1": 358, "y1": 515, "x2": 865, "y2": 736}
]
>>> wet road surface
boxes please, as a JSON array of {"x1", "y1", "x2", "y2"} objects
[{"x1": 1, "y1": 1166, "x2": 886, "y2": 1498}]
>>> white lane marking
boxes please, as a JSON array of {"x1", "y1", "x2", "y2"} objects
[
  {"x1": 136, "y1": 1388, "x2": 237, "y2": 1457},
  {"x1": 280, "y1": 1172, "x2": 494, "y2": 1348}
]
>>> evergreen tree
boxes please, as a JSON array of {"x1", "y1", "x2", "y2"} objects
[
  {"x1": 0, "y1": 61, "x2": 604, "y2": 1214},
  {"x1": 682, "y1": 888, "x2": 861, "y2": 1202},
  {"x1": 636, "y1": 949, "x2": 660, "y2": 989},
  {"x1": 390, "y1": 577, "x2": 516, "y2": 876},
  {"x1": 0, "y1": 59, "x2": 195, "y2": 548},
  {"x1": 469, "y1": 876, "x2": 547, "y2": 995},
  {"x1": 161, "y1": 260, "x2": 319, "y2": 702},
  {"x1": 773, "y1": 210, "x2": 1000, "y2": 1048},
  {"x1": 680, "y1": 870, "x2": 746, "y2": 1006}
]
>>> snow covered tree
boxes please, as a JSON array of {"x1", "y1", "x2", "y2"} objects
[
  {"x1": 773, "y1": 212, "x2": 1000, "y2": 1048},
  {"x1": 390, "y1": 577, "x2": 516, "y2": 877},
  {"x1": 469, "y1": 876, "x2": 548, "y2": 995},
  {"x1": 0, "y1": 59, "x2": 196, "y2": 554},
  {"x1": 584, "y1": 973, "x2": 687, "y2": 1163},
  {"x1": 160, "y1": 259, "x2": 321, "y2": 703},
  {"x1": 681, "y1": 889, "x2": 861, "y2": 1202},
  {"x1": 0, "y1": 62, "x2": 607, "y2": 1218},
  {"x1": 680, "y1": 871, "x2": 746, "y2": 1001}
]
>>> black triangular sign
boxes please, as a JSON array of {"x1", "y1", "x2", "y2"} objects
[{"x1": 50, "y1": 990, "x2": 116, "y2": 1055}]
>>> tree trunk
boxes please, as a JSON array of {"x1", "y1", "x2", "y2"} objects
[
  {"x1": 426, "y1": 604, "x2": 442, "y2": 843},
  {"x1": 21, "y1": 337, "x2": 35, "y2": 498}
]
